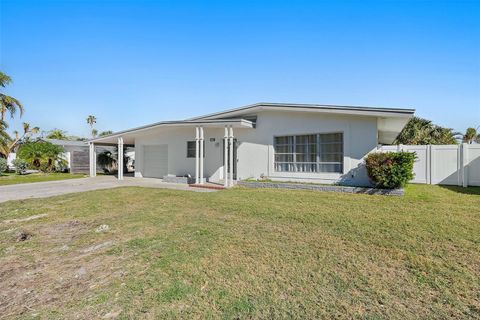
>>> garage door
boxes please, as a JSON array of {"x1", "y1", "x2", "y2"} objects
[{"x1": 143, "y1": 145, "x2": 168, "y2": 178}]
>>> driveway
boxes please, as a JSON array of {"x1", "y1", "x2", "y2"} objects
[{"x1": 0, "y1": 176, "x2": 214, "y2": 203}]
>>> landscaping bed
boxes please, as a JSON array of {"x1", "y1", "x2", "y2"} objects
[{"x1": 238, "y1": 180, "x2": 404, "y2": 195}]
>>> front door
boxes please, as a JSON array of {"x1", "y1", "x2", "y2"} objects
[{"x1": 223, "y1": 139, "x2": 237, "y2": 180}]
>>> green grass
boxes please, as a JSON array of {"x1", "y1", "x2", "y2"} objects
[
  {"x1": 0, "y1": 172, "x2": 85, "y2": 185},
  {"x1": 0, "y1": 184, "x2": 479, "y2": 319}
]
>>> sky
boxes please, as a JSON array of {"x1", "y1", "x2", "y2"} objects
[{"x1": 0, "y1": 0, "x2": 479, "y2": 138}]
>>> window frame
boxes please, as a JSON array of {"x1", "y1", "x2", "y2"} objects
[
  {"x1": 273, "y1": 132, "x2": 344, "y2": 174},
  {"x1": 186, "y1": 140, "x2": 205, "y2": 158}
]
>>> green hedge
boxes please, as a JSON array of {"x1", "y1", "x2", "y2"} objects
[{"x1": 365, "y1": 151, "x2": 415, "y2": 189}]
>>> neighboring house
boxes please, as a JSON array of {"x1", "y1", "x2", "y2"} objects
[
  {"x1": 40, "y1": 139, "x2": 126, "y2": 174},
  {"x1": 40, "y1": 139, "x2": 91, "y2": 173},
  {"x1": 89, "y1": 102, "x2": 414, "y2": 186}
]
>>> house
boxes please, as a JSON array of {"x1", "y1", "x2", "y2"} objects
[
  {"x1": 88, "y1": 102, "x2": 414, "y2": 186},
  {"x1": 40, "y1": 139, "x2": 91, "y2": 173},
  {"x1": 39, "y1": 139, "x2": 131, "y2": 174}
]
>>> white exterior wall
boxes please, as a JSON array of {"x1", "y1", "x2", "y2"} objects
[
  {"x1": 134, "y1": 126, "x2": 227, "y2": 180},
  {"x1": 234, "y1": 111, "x2": 377, "y2": 186},
  {"x1": 133, "y1": 110, "x2": 379, "y2": 186}
]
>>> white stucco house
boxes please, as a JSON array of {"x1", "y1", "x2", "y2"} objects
[{"x1": 89, "y1": 103, "x2": 414, "y2": 187}]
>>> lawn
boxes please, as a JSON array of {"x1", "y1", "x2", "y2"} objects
[
  {"x1": 0, "y1": 185, "x2": 479, "y2": 319},
  {"x1": 0, "y1": 172, "x2": 85, "y2": 186}
]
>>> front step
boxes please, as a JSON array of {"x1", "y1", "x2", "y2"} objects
[{"x1": 189, "y1": 184, "x2": 226, "y2": 190}]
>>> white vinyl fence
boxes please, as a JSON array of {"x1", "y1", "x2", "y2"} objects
[{"x1": 377, "y1": 144, "x2": 480, "y2": 187}]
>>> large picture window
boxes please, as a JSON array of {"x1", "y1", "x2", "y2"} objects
[{"x1": 274, "y1": 133, "x2": 343, "y2": 173}]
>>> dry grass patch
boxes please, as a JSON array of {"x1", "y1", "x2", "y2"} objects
[{"x1": 0, "y1": 184, "x2": 479, "y2": 319}]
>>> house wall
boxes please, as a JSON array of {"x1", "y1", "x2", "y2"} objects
[
  {"x1": 133, "y1": 110, "x2": 379, "y2": 186},
  {"x1": 134, "y1": 126, "x2": 226, "y2": 179},
  {"x1": 234, "y1": 111, "x2": 378, "y2": 186}
]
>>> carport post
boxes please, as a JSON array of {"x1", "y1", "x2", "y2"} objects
[
  {"x1": 89, "y1": 142, "x2": 96, "y2": 177},
  {"x1": 195, "y1": 127, "x2": 199, "y2": 184},
  {"x1": 118, "y1": 137, "x2": 124, "y2": 180},
  {"x1": 224, "y1": 126, "x2": 228, "y2": 187},
  {"x1": 199, "y1": 126, "x2": 205, "y2": 184},
  {"x1": 228, "y1": 126, "x2": 234, "y2": 187}
]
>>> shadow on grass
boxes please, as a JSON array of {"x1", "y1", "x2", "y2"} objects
[{"x1": 439, "y1": 185, "x2": 480, "y2": 195}]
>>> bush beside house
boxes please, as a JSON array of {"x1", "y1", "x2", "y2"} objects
[
  {"x1": 0, "y1": 158, "x2": 7, "y2": 174},
  {"x1": 16, "y1": 141, "x2": 66, "y2": 173},
  {"x1": 365, "y1": 151, "x2": 415, "y2": 189},
  {"x1": 11, "y1": 158, "x2": 28, "y2": 174}
]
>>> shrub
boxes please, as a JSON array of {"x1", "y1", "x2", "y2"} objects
[
  {"x1": 365, "y1": 151, "x2": 415, "y2": 189},
  {"x1": 12, "y1": 158, "x2": 28, "y2": 174},
  {"x1": 0, "y1": 158, "x2": 7, "y2": 174},
  {"x1": 17, "y1": 142, "x2": 66, "y2": 173},
  {"x1": 97, "y1": 151, "x2": 116, "y2": 173}
]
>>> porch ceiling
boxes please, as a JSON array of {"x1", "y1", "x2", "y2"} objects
[{"x1": 89, "y1": 118, "x2": 254, "y2": 145}]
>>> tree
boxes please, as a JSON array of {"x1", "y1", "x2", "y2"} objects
[
  {"x1": 463, "y1": 127, "x2": 479, "y2": 144},
  {"x1": 86, "y1": 115, "x2": 97, "y2": 138},
  {"x1": 17, "y1": 141, "x2": 65, "y2": 172},
  {"x1": 394, "y1": 117, "x2": 457, "y2": 145},
  {"x1": 0, "y1": 122, "x2": 40, "y2": 158},
  {"x1": 46, "y1": 129, "x2": 69, "y2": 140},
  {"x1": 99, "y1": 130, "x2": 113, "y2": 137},
  {"x1": 0, "y1": 71, "x2": 24, "y2": 121}
]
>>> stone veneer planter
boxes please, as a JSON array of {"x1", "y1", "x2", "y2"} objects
[
  {"x1": 162, "y1": 176, "x2": 196, "y2": 184},
  {"x1": 237, "y1": 181, "x2": 404, "y2": 196}
]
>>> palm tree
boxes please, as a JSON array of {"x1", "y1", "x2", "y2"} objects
[
  {"x1": 0, "y1": 71, "x2": 24, "y2": 122},
  {"x1": 463, "y1": 127, "x2": 479, "y2": 144},
  {"x1": 86, "y1": 115, "x2": 97, "y2": 138},
  {"x1": 394, "y1": 116, "x2": 457, "y2": 145},
  {"x1": 46, "y1": 129, "x2": 69, "y2": 140},
  {"x1": 0, "y1": 122, "x2": 39, "y2": 158}
]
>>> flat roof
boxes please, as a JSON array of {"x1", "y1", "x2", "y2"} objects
[
  {"x1": 90, "y1": 118, "x2": 254, "y2": 144},
  {"x1": 89, "y1": 102, "x2": 415, "y2": 145},
  {"x1": 188, "y1": 102, "x2": 415, "y2": 120},
  {"x1": 41, "y1": 138, "x2": 88, "y2": 147}
]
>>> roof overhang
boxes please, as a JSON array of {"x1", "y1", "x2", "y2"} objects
[
  {"x1": 189, "y1": 102, "x2": 415, "y2": 120},
  {"x1": 89, "y1": 118, "x2": 254, "y2": 145},
  {"x1": 377, "y1": 116, "x2": 412, "y2": 144}
]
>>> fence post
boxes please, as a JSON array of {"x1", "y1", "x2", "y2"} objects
[
  {"x1": 462, "y1": 143, "x2": 469, "y2": 187},
  {"x1": 427, "y1": 145, "x2": 432, "y2": 185}
]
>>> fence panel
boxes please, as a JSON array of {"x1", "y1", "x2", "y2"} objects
[
  {"x1": 467, "y1": 145, "x2": 480, "y2": 186},
  {"x1": 402, "y1": 145, "x2": 430, "y2": 184},
  {"x1": 430, "y1": 145, "x2": 461, "y2": 186},
  {"x1": 377, "y1": 144, "x2": 480, "y2": 187}
]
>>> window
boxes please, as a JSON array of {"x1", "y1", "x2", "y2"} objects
[
  {"x1": 187, "y1": 141, "x2": 205, "y2": 158},
  {"x1": 274, "y1": 133, "x2": 343, "y2": 173}
]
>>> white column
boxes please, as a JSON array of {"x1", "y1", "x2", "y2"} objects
[
  {"x1": 228, "y1": 126, "x2": 234, "y2": 186},
  {"x1": 89, "y1": 142, "x2": 96, "y2": 177},
  {"x1": 195, "y1": 127, "x2": 199, "y2": 184},
  {"x1": 199, "y1": 126, "x2": 204, "y2": 184},
  {"x1": 224, "y1": 126, "x2": 229, "y2": 187},
  {"x1": 118, "y1": 137, "x2": 124, "y2": 180}
]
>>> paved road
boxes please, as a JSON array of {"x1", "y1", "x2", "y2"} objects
[{"x1": 0, "y1": 176, "x2": 214, "y2": 203}]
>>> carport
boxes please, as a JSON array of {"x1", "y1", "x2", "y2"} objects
[{"x1": 88, "y1": 119, "x2": 254, "y2": 187}]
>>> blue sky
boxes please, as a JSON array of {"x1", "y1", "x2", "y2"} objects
[{"x1": 1, "y1": 0, "x2": 479, "y2": 137}]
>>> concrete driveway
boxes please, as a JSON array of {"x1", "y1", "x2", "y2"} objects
[{"x1": 0, "y1": 176, "x2": 214, "y2": 203}]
